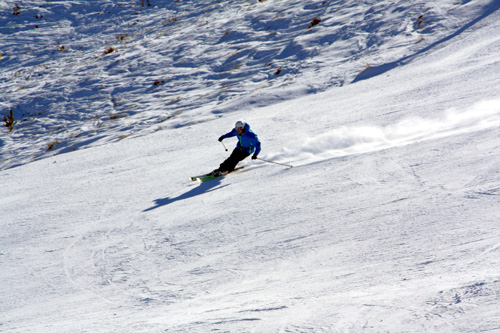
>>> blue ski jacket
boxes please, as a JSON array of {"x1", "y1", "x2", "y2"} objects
[{"x1": 221, "y1": 123, "x2": 261, "y2": 156}]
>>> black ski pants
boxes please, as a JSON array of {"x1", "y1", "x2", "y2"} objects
[{"x1": 219, "y1": 148, "x2": 250, "y2": 172}]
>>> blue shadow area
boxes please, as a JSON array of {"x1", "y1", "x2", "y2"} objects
[
  {"x1": 352, "y1": 2, "x2": 500, "y2": 83},
  {"x1": 143, "y1": 178, "x2": 227, "y2": 212}
]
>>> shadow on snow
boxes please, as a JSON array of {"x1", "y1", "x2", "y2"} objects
[
  {"x1": 352, "y1": 1, "x2": 500, "y2": 83},
  {"x1": 143, "y1": 178, "x2": 228, "y2": 212}
]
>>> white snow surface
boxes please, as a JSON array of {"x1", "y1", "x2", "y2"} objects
[{"x1": 1, "y1": 0, "x2": 500, "y2": 332}]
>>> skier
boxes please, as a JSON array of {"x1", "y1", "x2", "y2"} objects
[{"x1": 212, "y1": 121, "x2": 261, "y2": 176}]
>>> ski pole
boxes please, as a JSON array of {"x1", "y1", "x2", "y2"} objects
[
  {"x1": 257, "y1": 157, "x2": 293, "y2": 168},
  {"x1": 221, "y1": 141, "x2": 228, "y2": 152}
]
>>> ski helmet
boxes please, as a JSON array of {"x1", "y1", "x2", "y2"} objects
[{"x1": 235, "y1": 121, "x2": 244, "y2": 130}]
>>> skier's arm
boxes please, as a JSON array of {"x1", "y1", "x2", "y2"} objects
[
  {"x1": 219, "y1": 129, "x2": 237, "y2": 141},
  {"x1": 252, "y1": 135, "x2": 261, "y2": 157}
]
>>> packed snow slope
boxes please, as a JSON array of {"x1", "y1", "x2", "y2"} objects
[{"x1": 1, "y1": 0, "x2": 500, "y2": 332}]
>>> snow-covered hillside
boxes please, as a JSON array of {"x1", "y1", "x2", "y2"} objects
[
  {"x1": 1, "y1": 0, "x2": 497, "y2": 170},
  {"x1": 1, "y1": 0, "x2": 500, "y2": 332}
]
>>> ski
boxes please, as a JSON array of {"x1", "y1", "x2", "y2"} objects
[
  {"x1": 190, "y1": 166, "x2": 244, "y2": 183},
  {"x1": 189, "y1": 172, "x2": 211, "y2": 182}
]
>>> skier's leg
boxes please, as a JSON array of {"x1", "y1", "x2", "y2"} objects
[{"x1": 219, "y1": 148, "x2": 249, "y2": 172}]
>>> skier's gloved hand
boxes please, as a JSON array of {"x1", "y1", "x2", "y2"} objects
[
  {"x1": 252, "y1": 155, "x2": 258, "y2": 160},
  {"x1": 218, "y1": 136, "x2": 224, "y2": 142}
]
